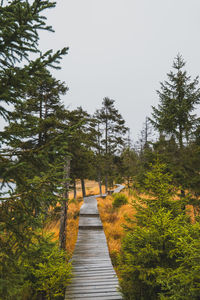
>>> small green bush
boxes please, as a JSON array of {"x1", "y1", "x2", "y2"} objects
[
  {"x1": 112, "y1": 193, "x2": 128, "y2": 208},
  {"x1": 23, "y1": 235, "x2": 72, "y2": 300}
]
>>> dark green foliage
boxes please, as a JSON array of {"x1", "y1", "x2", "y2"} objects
[
  {"x1": 95, "y1": 97, "x2": 128, "y2": 191},
  {"x1": 150, "y1": 54, "x2": 200, "y2": 149},
  {"x1": 1, "y1": 234, "x2": 72, "y2": 300},
  {"x1": 3, "y1": 68, "x2": 68, "y2": 148},
  {"x1": 119, "y1": 160, "x2": 200, "y2": 300},
  {"x1": 157, "y1": 224, "x2": 200, "y2": 300},
  {"x1": 112, "y1": 193, "x2": 128, "y2": 208},
  {"x1": 0, "y1": 0, "x2": 55, "y2": 66},
  {"x1": 136, "y1": 55, "x2": 200, "y2": 197},
  {"x1": 96, "y1": 98, "x2": 127, "y2": 155},
  {"x1": 120, "y1": 147, "x2": 139, "y2": 188},
  {"x1": 0, "y1": 1, "x2": 71, "y2": 299},
  {"x1": 0, "y1": 132, "x2": 71, "y2": 298},
  {"x1": 66, "y1": 107, "x2": 97, "y2": 197},
  {"x1": 0, "y1": 0, "x2": 68, "y2": 119}
]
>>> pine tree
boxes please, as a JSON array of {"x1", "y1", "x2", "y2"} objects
[
  {"x1": 0, "y1": 1, "x2": 72, "y2": 297},
  {"x1": 149, "y1": 55, "x2": 200, "y2": 196},
  {"x1": 67, "y1": 107, "x2": 97, "y2": 198},
  {"x1": 150, "y1": 54, "x2": 200, "y2": 149},
  {"x1": 95, "y1": 97, "x2": 128, "y2": 192},
  {"x1": 2, "y1": 68, "x2": 68, "y2": 149},
  {"x1": 120, "y1": 137, "x2": 138, "y2": 189}
]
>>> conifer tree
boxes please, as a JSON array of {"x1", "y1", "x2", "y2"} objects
[
  {"x1": 95, "y1": 97, "x2": 127, "y2": 192},
  {"x1": 67, "y1": 107, "x2": 97, "y2": 198},
  {"x1": 149, "y1": 55, "x2": 200, "y2": 196},
  {"x1": 0, "y1": 1, "x2": 72, "y2": 297},
  {"x1": 119, "y1": 160, "x2": 200, "y2": 300},
  {"x1": 150, "y1": 54, "x2": 200, "y2": 149},
  {"x1": 0, "y1": 0, "x2": 68, "y2": 119},
  {"x1": 120, "y1": 147, "x2": 138, "y2": 188}
]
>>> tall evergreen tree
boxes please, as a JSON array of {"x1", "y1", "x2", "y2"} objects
[
  {"x1": 149, "y1": 55, "x2": 200, "y2": 196},
  {"x1": 67, "y1": 107, "x2": 97, "y2": 198},
  {"x1": 120, "y1": 147, "x2": 138, "y2": 188},
  {"x1": 0, "y1": 1, "x2": 72, "y2": 297},
  {"x1": 150, "y1": 54, "x2": 200, "y2": 149},
  {"x1": 95, "y1": 97, "x2": 127, "y2": 192}
]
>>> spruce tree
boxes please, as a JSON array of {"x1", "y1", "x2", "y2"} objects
[
  {"x1": 149, "y1": 55, "x2": 200, "y2": 195},
  {"x1": 120, "y1": 147, "x2": 138, "y2": 188},
  {"x1": 119, "y1": 160, "x2": 200, "y2": 300},
  {"x1": 67, "y1": 107, "x2": 97, "y2": 198},
  {"x1": 150, "y1": 54, "x2": 200, "y2": 149},
  {"x1": 0, "y1": 1, "x2": 72, "y2": 297},
  {"x1": 95, "y1": 97, "x2": 127, "y2": 192}
]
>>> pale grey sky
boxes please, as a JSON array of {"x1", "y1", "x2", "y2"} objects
[{"x1": 5, "y1": 0, "x2": 200, "y2": 141}]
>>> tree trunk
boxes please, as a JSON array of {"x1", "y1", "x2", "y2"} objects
[
  {"x1": 98, "y1": 171, "x2": 102, "y2": 195},
  {"x1": 105, "y1": 109, "x2": 109, "y2": 194},
  {"x1": 105, "y1": 175, "x2": 108, "y2": 193},
  {"x1": 59, "y1": 158, "x2": 70, "y2": 250},
  {"x1": 81, "y1": 178, "x2": 86, "y2": 198},
  {"x1": 73, "y1": 179, "x2": 77, "y2": 199},
  {"x1": 127, "y1": 176, "x2": 130, "y2": 189},
  {"x1": 38, "y1": 99, "x2": 43, "y2": 146},
  {"x1": 179, "y1": 125, "x2": 183, "y2": 150}
]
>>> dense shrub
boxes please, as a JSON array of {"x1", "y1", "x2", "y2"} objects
[
  {"x1": 112, "y1": 193, "x2": 128, "y2": 208},
  {"x1": 1, "y1": 234, "x2": 72, "y2": 300}
]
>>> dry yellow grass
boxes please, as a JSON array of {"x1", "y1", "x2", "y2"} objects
[
  {"x1": 45, "y1": 180, "x2": 104, "y2": 256},
  {"x1": 97, "y1": 190, "x2": 137, "y2": 264}
]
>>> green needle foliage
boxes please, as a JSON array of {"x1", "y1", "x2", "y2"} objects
[
  {"x1": 1, "y1": 233, "x2": 72, "y2": 300},
  {"x1": 150, "y1": 54, "x2": 200, "y2": 149},
  {"x1": 119, "y1": 160, "x2": 200, "y2": 300},
  {"x1": 0, "y1": 1, "x2": 72, "y2": 299},
  {"x1": 0, "y1": 0, "x2": 68, "y2": 119},
  {"x1": 147, "y1": 55, "x2": 200, "y2": 197},
  {"x1": 112, "y1": 193, "x2": 128, "y2": 208},
  {"x1": 95, "y1": 97, "x2": 128, "y2": 191}
]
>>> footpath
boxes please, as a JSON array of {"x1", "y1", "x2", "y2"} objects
[{"x1": 65, "y1": 184, "x2": 124, "y2": 300}]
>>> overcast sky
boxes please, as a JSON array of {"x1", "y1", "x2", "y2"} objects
[{"x1": 7, "y1": 0, "x2": 200, "y2": 142}]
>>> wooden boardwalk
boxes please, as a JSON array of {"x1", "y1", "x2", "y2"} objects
[{"x1": 65, "y1": 185, "x2": 124, "y2": 300}]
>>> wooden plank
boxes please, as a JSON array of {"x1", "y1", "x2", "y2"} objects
[
  {"x1": 73, "y1": 268, "x2": 116, "y2": 273},
  {"x1": 66, "y1": 296, "x2": 122, "y2": 300},
  {"x1": 69, "y1": 279, "x2": 119, "y2": 285},
  {"x1": 73, "y1": 274, "x2": 117, "y2": 279},
  {"x1": 73, "y1": 270, "x2": 116, "y2": 275},
  {"x1": 66, "y1": 291, "x2": 121, "y2": 297},
  {"x1": 69, "y1": 281, "x2": 119, "y2": 287},
  {"x1": 68, "y1": 286, "x2": 119, "y2": 292}
]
